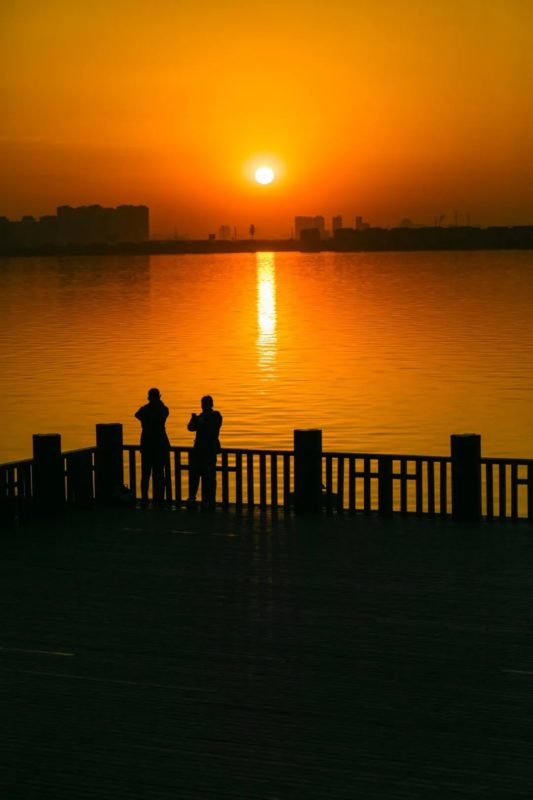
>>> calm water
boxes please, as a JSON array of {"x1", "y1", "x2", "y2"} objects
[{"x1": 1, "y1": 250, "x2": 532, "y2": 463}]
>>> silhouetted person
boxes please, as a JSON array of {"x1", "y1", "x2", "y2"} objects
[
  {"x1": 135, "y1": 388, "x2": 170, "y2": 507},
  {"x1": 187, "y1": 395, "x2": 222, "y2": 510}
]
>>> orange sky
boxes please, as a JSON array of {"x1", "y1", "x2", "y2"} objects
[{"x1": 1, "y1": 0, "x2": 532, "y2": 237}]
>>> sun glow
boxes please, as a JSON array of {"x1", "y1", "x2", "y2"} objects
[{"x1": 255, "y1": 166, "x2": 275, "y2": 185}]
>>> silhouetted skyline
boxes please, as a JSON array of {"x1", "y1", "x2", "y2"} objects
[{"x1": 1, "y1": 2, "x2": 532, "y2": 238}]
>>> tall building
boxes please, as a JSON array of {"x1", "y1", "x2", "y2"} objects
[
  {"x1": 0, "y1": 205, "x2": 149, "y2": 249},
  {"x1": 355, "y1": 216, "x2": 370, "y2": 231},
  {"x1": 332, "y1": 215, "x2": 343, "y2": 233},
  {"x1": 294, "y1": 216, "x2": 326, "y2": 240},
  {"x1": 57, "y1": 204, "x2": 149, "y2": 244}
]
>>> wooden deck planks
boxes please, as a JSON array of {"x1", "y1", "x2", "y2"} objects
[{"x1": 1, "y1": 508, "x2": 532, "y2": 799}]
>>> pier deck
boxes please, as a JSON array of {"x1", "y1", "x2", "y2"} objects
[{"x1": 1, "y1": 507, "x2": 532, "y2": 799}]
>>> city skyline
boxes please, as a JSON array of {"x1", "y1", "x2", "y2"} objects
[{"x1": 1, "y1": 1, "x2": 532, "y2": 237}]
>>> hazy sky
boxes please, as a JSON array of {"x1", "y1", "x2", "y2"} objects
[{"x1": 1, "y1": 0, "x2": 532, "y2": 237}]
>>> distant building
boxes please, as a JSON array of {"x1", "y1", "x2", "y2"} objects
[
  {"x1": 57, "y1": 204, "x2": 149, "y2": 245},
  {"x1": 355, "y1": 216, "x2": 370, "y2": 231},
  {"x1": 0, "y1": 204, "x2": 149, "y2": 249},
  {"x1": 218, "y1": 225, "x2": 232, "y2": 241},
  {"x1": 295, "y1": 215, "x2": 326, "y2": 240},
  {"x1": 332, "y1": 215, "x2": 343, "y2": 234}
]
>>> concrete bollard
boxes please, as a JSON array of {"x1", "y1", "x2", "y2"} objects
[
  {"x1": 294, "y1": 429, "x2": 322, "y2": 513},
  {"x1": 451, "y1": 434, "x2": 481, "y2": 521},
  {"x1": 95, "y1": 423, "x2": 124, "y2": 503},
  {"x1": 32, "y1": 433, "x2": 65, "y2": 514}
]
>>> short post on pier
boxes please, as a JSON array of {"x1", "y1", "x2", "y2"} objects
[
  {"x1": 95, "y1": 423, "x2": 124, "y2": 504},
  {"x1": 32, "y1": 433, "x2": 65, "y2": 513},
  {"x1": 294, "y1": 429, "x2": 322, "y2": 513},
  {"x1": 451, "y1": 433, "x2": 481, "y2": 521}
]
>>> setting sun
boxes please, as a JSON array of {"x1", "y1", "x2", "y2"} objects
[{"x1": 255, "y1": 166, "x2": 275, "y2": 185}]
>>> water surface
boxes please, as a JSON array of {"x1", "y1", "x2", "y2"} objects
[{"x1": 1, "y1": 250, "x2": 532, "y2": 462}]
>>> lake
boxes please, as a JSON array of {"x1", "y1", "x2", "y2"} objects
[{"x1": 1, "y1": 250, "x2": 532, "y2": 463}]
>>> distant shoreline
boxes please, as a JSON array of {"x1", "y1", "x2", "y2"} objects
[{"x1": 1, "y1": 225, "x2": 533, "y2": 258}]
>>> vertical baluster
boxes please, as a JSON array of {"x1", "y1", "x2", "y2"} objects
[
  {"x1": 427, "y1": 459, "x2": 435, "y2": 515},
  {"x1": 8, "y1": 466, "x2": 15, "y2": 499},
  {"x1": 400, "y1": 459, "x2": 408, "y2": 512},
  {"x1": 416, "y1": 460, "x2": 423, "y2": 513},
  {"x1": 511, "y1": 463, "x2": 518, "y2": 520},
  {"x1": 0, "y1": 468, "x2": 11, "y2": 528},
  {"x1": 325, "y1": 455, "x2": 333, "y2": 511},
  {"x1": 485, "y1": 461, "x2": 494, "y2": 519},
  {"x1": 337, "y1": 456, "x2": 345, "y2": 512},
  {"x1": 283, "y1": 453, "x2": 291, "y2": 508},
  {"x1": 221, "y1": 451, "x2": 229, "y2": 507},
  {"x1": 174, "y1": 450, "x2": 182, "y2": 505},
  {"x1": 236, "y1": 453, "x2": 243, "y2": 507},
  {"x1": 349, "y1": 456, "x2": 356, "y2": 511},
  {"x1": 129, "y1": 449, "x2": 137, "y2": 499},
  {"x1": 498, "y1": 462, "x2": 507, "y2": 519},
  {"x1": 378, "y1": 456, "x2": 393, "y2": 515},
  {"x1": 259, "y1": 453, "x2": 267, "y2": 509},
  {"x1": 440, "y1": 460, "x2": 448, "y2": 516},
  {"x1": 164, "y1": 452, "x2": 172, "y2": 503},
  {"x1": 364, "y1": 457, "x2": 371, "y2": 512},
  {"x1": 247, "y1": 453, "x2": 254, "y2": 508},
  {"x1": 271, "y1": 455, "x2": 278, "y2": 511},
  {"x1": 527, "y1": 461, "x2": 533, "y2": 522}
]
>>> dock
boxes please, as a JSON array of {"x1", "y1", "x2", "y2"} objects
[{"x1": 1, "y1": 506, "x2": 532, "y2": 798}]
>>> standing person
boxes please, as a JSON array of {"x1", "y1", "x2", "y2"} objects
[
  {"x1": 135, "y1": 388, "x2": 170, "y2": 507},
  {"x1": 186, "y1": 395, "x2": 222, "y2": 510}
]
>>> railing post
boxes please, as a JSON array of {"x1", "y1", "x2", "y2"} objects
[
  {"x1": 32, "y1": 433, "x2": 65, "y2": 514},
  {"x1": 451, "y1": 434, "x2": 481, "y2": 521},
  {"x1": 95, "y1": 424, "x2": 124, "y2": 503},
  {"x1": 294, "y1": 429, "x2": 322, "y2": 513},
  {"x1": 378, "y1": 456, "x2": 393, "y2": 515}
]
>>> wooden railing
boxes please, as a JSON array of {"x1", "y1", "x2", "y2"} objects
[
  {"x1": 1, "y1": 430, "x2": 532, "y2": 522},
  {"x1": 322, "y1": 453, "x2": 451, "y2": 515},
  {"x1": 482, "y1": 457, "x2": 533, "y2": 521},
  {"x1": 124, "y1": 445, "x2": 293, "y2": 512},
  {"x1": 0, "y1": 457, "x2": 33, "y2": 504}
]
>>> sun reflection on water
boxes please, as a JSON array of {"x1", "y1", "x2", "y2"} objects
[{"x1": 256, "y1": 252, "x2": 277, "y2": 375}]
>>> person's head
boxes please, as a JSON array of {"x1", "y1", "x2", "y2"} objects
[
  {"x1": 201, "y1": 395, "x2": 214, "y2": 411},
  {"x1": 148, "y1": 387, "x2": 161, "y2": 402}
]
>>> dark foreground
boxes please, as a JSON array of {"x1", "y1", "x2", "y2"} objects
[{"x1": 1, "y1": 507, "x2": 532, "y2": 799}]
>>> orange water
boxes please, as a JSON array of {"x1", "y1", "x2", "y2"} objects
[{"x1": 1, "y1": 250, "x2": 532, "y2": 462}]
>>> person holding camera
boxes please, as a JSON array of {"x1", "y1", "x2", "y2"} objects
[
  {"x1": 134, "y1": 387, "x2": 170, "y2": 507},
  {"x1": 186, "y1": 395, "x2": 222, "y2": 510}
]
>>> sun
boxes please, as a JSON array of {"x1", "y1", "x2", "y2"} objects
[{"x1": 255, "y1": 166, "x2": 275, "y2": 185}]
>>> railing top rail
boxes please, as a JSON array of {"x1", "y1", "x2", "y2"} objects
[
  {"x1": 481, "y1": 456, "x2": 533, "y2": 466},
  {"x1": 2, "y1": 444, "x2": 531, "y2": 471},
  {"x1": 124, "y1": 444, "x2": 295, "y2": 456},
  {"x1": 117, "y1": 444, "x2": 533, "y2": 463},
  {"x1": 323, "y1": 451, "x2": 451, "y2": 462},
  {"x1": 0, "y1": 457, "x2": 34, "y2": 469},
  {"x1": 124, "y1": 443, "x2": 455, "y2": 461}
]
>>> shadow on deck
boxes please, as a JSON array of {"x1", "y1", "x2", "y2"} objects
[{"x1": 1, "y1": 507, "x2": 532, "y2": 799}]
